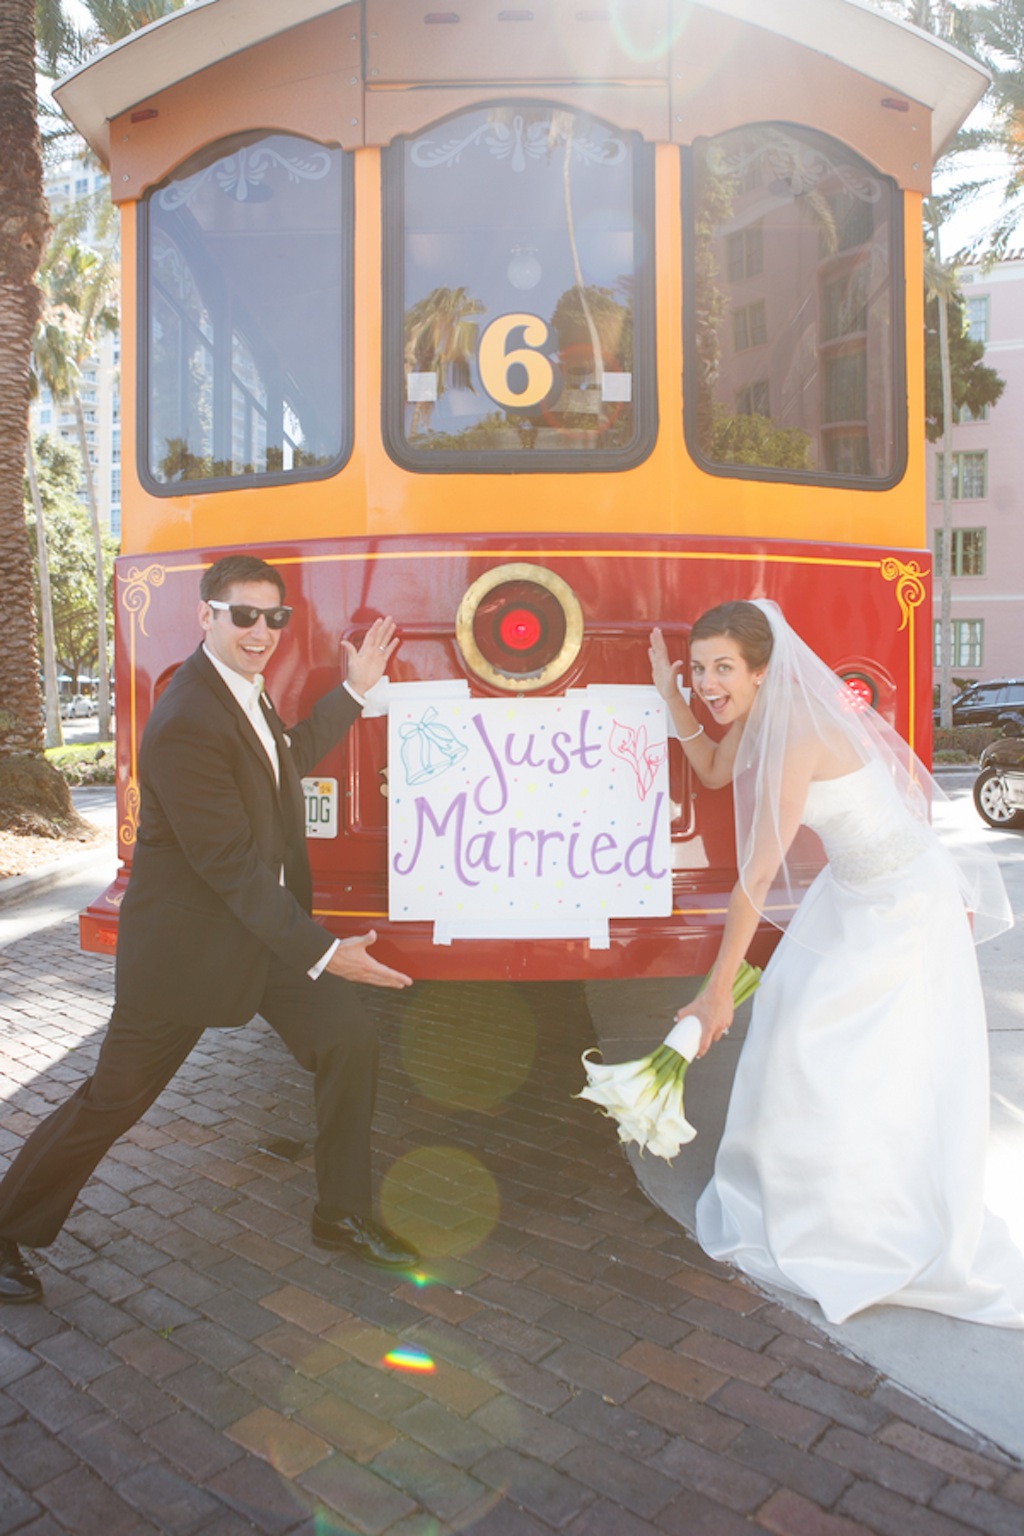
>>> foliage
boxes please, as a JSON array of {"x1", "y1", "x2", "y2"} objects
[
  {"x1": 23, "y1": 434, "x2": 115, "y2": 683},
  {"x1": 705, "y1": 407, "x2": 813, "y2": 471},
  {"x1": 924, "y1": 290, "x2": 1005, "y2": 438},
  {"x1": 933, "y1": 724, "x2": 1005, "y2": 758},
  {"x1": 45, "y1": 741, "x2": 115, "y2": 785}
]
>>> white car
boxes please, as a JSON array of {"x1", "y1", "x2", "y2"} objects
[{"x1": 62, "y1": 694, "x2": 97, "y2": 719}]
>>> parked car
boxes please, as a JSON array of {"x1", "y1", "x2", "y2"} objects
[
  {"x1": 973, "y1": 737, "x2": 1024, "y2": 828},
  {"x1": 61, "y1": 693, "x2": 97, "y2": 719},
  {"x1": 933, "y1": 678, "x2": 1024, "y2": 734}
]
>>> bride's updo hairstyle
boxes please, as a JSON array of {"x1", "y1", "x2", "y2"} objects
[{"x1": 690, "y1": 601, "x2": 773, "y2": 672}]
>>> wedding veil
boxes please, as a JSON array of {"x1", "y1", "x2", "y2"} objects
[{"x1": 733, "y1": 600, "x2": 1012, "y2": 947}]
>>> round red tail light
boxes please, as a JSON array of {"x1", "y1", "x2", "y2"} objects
[
  {"x1": 499, "y1": 607, "x2": 543, "y2": 651},
  {"x1": 456, "y1": 563, "x2": 583, "y2": 692}
]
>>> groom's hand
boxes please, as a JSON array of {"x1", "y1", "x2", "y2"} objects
[
  {"x1": 326, "y1": 931, "x2": 412, "y2": 989},
  {"x1": 343, "y1": 617, "x2": 399, "y2": 698}
]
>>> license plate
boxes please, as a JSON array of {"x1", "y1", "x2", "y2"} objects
[{"x1": 303, "y1": 777, "x2": 338, "y2": 838}]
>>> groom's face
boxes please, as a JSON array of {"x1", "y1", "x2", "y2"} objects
[{"x1": 199, "y1": 580, "x2": 285, "y2": 680}]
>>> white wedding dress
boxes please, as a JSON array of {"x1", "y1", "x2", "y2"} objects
[{"x1": 696, "y1": 759, "x2": 1024, "y2": 1328}]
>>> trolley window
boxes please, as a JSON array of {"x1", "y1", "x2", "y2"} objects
[
  {"x1": 684, "y1": 123, "x2": 904, "y2": 487},
  {"x1": 140, "y1": 132, "x2": 352, "y2": 492},
  {"x1": 384, "y1": 104, "x2": 656, "y2": 472}
]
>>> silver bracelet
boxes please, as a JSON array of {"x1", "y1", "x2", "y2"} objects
[{"x1": 678, "y1": 723, "x2": 704, "y2": 743}]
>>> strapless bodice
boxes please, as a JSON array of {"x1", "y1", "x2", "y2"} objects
[{"x1": 802, "y1": 759, "x2": 931, "y2": 884}]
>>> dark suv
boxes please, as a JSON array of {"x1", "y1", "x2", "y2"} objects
[{"x1": 933, "y1": 679, "x2": 1024, "y2": 734}]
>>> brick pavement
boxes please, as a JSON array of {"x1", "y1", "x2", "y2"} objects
[{"x1": 0, "y1": 919, "x2": 1021, "y2": 1536}]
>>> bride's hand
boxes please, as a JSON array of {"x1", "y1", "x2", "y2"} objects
[
  {"x1": 649, "y1": 627, "x2": 683, "y2": 703},
  {"x1": 676, "y1": 993, "x2": 734, "y2": 1059}
]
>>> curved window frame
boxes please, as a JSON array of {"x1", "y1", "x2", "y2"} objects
[
  {"x1": 382, "y1": 99, "x2": 658, "y2": 476},
  {"x1": 681, "y1": 122, "x2": 907, "y2": 492},
  {"x1": 137, "y1": 132, "x2": 354, "y2": 498}
]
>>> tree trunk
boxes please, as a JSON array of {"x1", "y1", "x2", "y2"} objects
[
  {"x1": 26, "y1": 436, "x2": 65, "y2": 750},
  {"x1": 73, "y1": 392, "x2": 112, "y2": 740},
  {"x1": 0, "y1": 0, "x2": 50, "y2": 757}
]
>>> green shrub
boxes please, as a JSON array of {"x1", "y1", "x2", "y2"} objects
[
  {"x1": 45, "y1": 742, "x2": 116, "y2": 786},
  {"x1": 931, "y1": 725, "x2": 1004, "y2": 762}
]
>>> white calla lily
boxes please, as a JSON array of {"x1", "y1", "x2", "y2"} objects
[{"x1": 575, "y1": 961, "x2": 761, "y2": 1162}]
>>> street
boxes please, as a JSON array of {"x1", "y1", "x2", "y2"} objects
[{"x1": 0, "y1": 776, "x2": 1022, "y2": 1533}]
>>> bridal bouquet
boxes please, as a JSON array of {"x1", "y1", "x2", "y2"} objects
[{"x1": 577, "y1": 961, "x2": 762, "y2": 1161}]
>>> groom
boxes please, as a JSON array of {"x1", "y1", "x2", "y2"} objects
[{"x1": 0, "y1": 554, "x2": 417, "y2": 1303}]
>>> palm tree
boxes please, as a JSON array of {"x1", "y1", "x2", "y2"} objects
[
  {"x1": 25, "y1": 434, "x2": 64, "y2": 749},
  {"x1": 37, "y1": 239, "x2": 119, "y2": 739},
  {"x1": 0, "y1": 0, "x2": 52, "y2": 761},
  {"x1": 404, "y1": 287, "x2": 485, "y2": 436}
]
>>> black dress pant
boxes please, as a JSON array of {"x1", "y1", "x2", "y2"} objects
[{"x1": 0, "y1": 957, "x2": 378, "y2": 1249}]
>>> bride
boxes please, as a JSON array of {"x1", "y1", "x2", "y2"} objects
[{"x1": 649, "y1": 599, "x2": 1024, "y2": 1328}]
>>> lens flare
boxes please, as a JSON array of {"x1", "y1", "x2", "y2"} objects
[
  {"x1": 382, "y1": 1345, "x2": 436, "y2": 1373},
  {"x1": 380, "y1": 1146, "x2": 501, "y2": 1258}
]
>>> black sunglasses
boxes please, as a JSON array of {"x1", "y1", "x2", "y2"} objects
[{"x1": 207, "y1": 599, "x2": 292, "y2": 630}]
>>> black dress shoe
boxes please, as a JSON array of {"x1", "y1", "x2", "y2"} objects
[
  {"x1": 311, "y1": 1210, "x2": 420, "y2": 1270},
  {"x1": 0, "y1": 1238, "x2": 42, "y2": 1303}
]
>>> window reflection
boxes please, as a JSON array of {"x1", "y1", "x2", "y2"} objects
[
  {"x1": 393, "y1": 105, "x2": 651, "y2": 463},
  {"x1": 144, "y1": 132, "x2": 349, "y2": 488},
  {"x1": 688, "y1": 124, "x2": 900, "y2": 481}
]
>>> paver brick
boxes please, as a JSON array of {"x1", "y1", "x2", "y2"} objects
[
  {"x1": 110, "y1": 1320, "x2": 194, "y2": 1382},
  {"x1": 758, "y1": 1486, "x2": 881, "y2": 1536},
  {"x1": 877, "y1": 1422, "x2": 1008, "y2": 1491},
  {"x1": 552, "y1": 1385, "x2": 666, "y2": 1459},
  {"x1": 729, "y1": 1423, "x2": 854, "y2": 1506},
  {"x1": 0, "y1": 1421, "x2": 77, "y2": 1490},
  {"x1": 297, "y1": 1450, "x2": 418, "y2": 1533},
  {"x1": 774, "y1": 1367, "x2": 892, "y2": 1436},
  {"x1": 932, "y1": 1482, "x2": 1024, "y2": 1536},
  {"x1": 655, "y1": 1484, "x2": 776, "y2": 1535},
  {"x1": 618, "y1": 1337, "x2": 728, "y2": 1401},
  {"x1": 226, "y1": 1406, "x2": 332, "y2": 1479},
  {"x1": 371, "y1": 1435, "x2": 489, "y2": 1522},
  {"x1": 559, "y1": 1440, "x2": 678, "y2": 1518},
  {"x1": 650, "y1": 1432, "x2": 776, "y2": 1512},
  {"x1": 472, "y1": 1446, "x2": 594, "y2": 1528},
  {"x1": 839, "y1": 1480, "x2": 984, "y2": 1536},
  {"x1": 0, "y1": 1472, "x2": 41, "y2": 1536},
  {"x1": 34, "y1": 1465, "x2": 143, "y2": 1536},
  {"x1": 712, "y1": 1376, "x2": 828, "y2": 1447},
  {"x1": 8, "y1": 1364, "x2": 96, "y2": 1433},
  {"x1": 818, "y1": 1424, "x2": 948, "y2": 1502},
  {"x1": 204, "y1": 1455, "x2": 312, "y2": 1535}
]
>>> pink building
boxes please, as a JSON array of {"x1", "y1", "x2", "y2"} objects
[{"x1": 928, "y1": 258, "x2": 1024, "y2": 688}]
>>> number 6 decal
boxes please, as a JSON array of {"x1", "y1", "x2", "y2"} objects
[{"x1": 478, "y1": 312, "x2": 557, "y2": 410}]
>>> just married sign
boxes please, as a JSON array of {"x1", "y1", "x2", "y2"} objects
[{"x1": 386, "y1": 687, "x2": 672, "y2": 945}]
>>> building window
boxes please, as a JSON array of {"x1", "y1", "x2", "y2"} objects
[
  {"x1": 934, "y1": 527, "x2": 985, "y2": 576},
  {"x1": 726, "y1": 224, "x2": 762, "y2": 282},
  {"x1": 955, "y1": 401, "x2": 989, "y2": 424},
  {"x1": 385, "y1": 103, "x2": 655, "y2": 469},
  {"x1": 686, "y1": 122, "x2": 901, "y2": 484},
  {"x1": 936, "y1": 450, "x2": 987, "y2": 500},
  {"x1": 736, "y1": 380, "x2": 770, "y2": 417},
  {"x1": 732, "y1": 300, "x2": 767, "y2": 351},
  {"x1": 934, "y1": 619, "x2": 983, "y2": 668},
  {"x1": 142, "y1": 131, "x2": 352, "y2": 489},
  {"x1": 966, "y1": 294, "x2": 989, "y2": 344}
]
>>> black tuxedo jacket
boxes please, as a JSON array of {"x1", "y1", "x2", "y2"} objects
[{"x1": 115, "y1": 644, "x2": 361, "y2": 1029}]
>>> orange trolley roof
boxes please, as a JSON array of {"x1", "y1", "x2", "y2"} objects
[{"x1": 55, "y1": 0, "x2": 988, "y2": 168}]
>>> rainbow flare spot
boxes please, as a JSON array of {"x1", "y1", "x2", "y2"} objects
[{"x1": 383, "y1": 1346, "x2": 436, "y2": 1374}]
